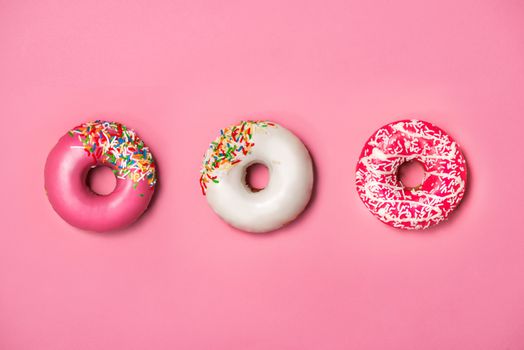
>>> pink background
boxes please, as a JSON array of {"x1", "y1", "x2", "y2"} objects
[{"x1": 1, "y1": 0, "x2": 524, "y2": 349}]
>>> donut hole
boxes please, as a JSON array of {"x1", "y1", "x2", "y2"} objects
[
  {"x1": 86, "y1": 166, "x2": 117, "y2": 195},
  {"x1": 398, "y1": 160, "x2": 425, "y2": 189},
  {"x1": 245, "y1": 163, "x2": 269, "y2": 192}
]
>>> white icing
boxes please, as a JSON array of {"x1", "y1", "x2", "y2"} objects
[{"x1": 205, "y1": 124, "x2": 314, "y2": 232}]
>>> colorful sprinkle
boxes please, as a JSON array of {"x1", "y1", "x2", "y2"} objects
[
  {"x1": 69, "y1": 120, "x2": 157, "y2": 188},
  {"x1": 199, "y1": 120, "x2": 275, "y2": 195}
]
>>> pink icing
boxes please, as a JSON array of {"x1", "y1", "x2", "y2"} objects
[
  {"x1": 45, "y1": 131, "x2": 155, "y2": 232},
  {"x1": 355, "y1": 120, "x2": 467, "y2": 230}
]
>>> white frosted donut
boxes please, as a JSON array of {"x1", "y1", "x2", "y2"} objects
[{"x1": 200, "y1": 121, "x2": 314, "y2": 232}]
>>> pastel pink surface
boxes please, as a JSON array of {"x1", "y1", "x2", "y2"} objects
[
  {"x1": 44, "y1": 133, "x2": 154, "y2": 232},
  {"x1": 1, "y1": 1, "x2": 524, "y2": 349}
]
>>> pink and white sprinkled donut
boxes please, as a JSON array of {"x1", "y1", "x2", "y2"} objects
[
  {"x1": 45, "y1": 121, "x2": 157, "y2": 232},
  {"x1": 356, "y1": 120, "x2": 467, "y2": 230}
]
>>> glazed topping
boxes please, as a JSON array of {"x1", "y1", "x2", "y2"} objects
[
  {"x1": 200, "y1": 120, "x2": 275, "y2": 195},
  {"x1": 356, "y1": 120, "x2": 467, "y2": 230},
  {"x1": 69, "y1": 120, "x2": 157, "y2": 188}
]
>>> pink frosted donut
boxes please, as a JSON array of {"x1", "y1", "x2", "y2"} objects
[
  {"x1": 45, "y1": 121, "x2": 157, "y2": 232},
  {"x1": 356, "y1": 120, "x2": 467, "y2": 230}
]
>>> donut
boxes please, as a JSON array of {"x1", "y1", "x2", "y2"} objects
[
  {"x1": 200, "y1": 120, "x2": 314, "y2": 233},
  {"x1": 356, "y1": 120, "x2": 467, "y2": 230},
  {"x1": 45, "y1": 121, "x2": 157, "y2": 232}
]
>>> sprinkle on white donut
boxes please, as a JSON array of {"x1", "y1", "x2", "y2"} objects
[{"x1": 199, "y1": 120, "x2": 275, "y2": 195}]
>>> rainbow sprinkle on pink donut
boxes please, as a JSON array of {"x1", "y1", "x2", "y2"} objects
[
  {"x1": 69, "y1": 120, "x2": 157, "y2": 188},
  {"x1": 200, "y1": 120, "x2": 275, "y2": 195}
]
